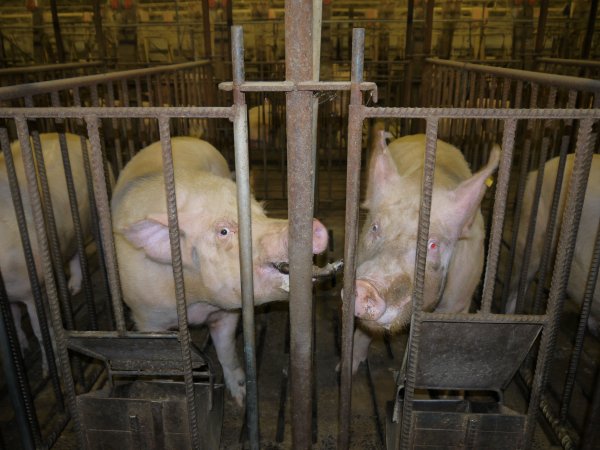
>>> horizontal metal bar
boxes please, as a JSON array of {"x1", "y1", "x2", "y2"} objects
[
  {"x1": 537, "y1": 57, "x2": 600, "y2": 68},
  {"x1": 0, "y1": 61, "x2": 102, "y2": 76},
  {"x1": 361, "y1": 107, "x2": 600, "y2": 120},
  {"x1": 427, "y1": 58, "x2": 600, "y2": 93},
  {"x1": 0, "y1": 106, "x2": 233, "y2": 119},
  {"x1": 66, "y1": 330, "x2": 180, "y2": 339},
  {"x1": 422, "y1": 312, "x2": 548, "y2": 325},
  {"x1": 218, "y1": 80, "x2": 377, "y2": 94},
  {"x1": 0, "y1": 60, "x2": 210, "y2": 101}
]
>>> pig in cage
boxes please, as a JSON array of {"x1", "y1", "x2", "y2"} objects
[{"x1": 0, "y1": 25, "x2": 599, "y2": 450}]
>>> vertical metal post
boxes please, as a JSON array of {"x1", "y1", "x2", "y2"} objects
[
  {"x1": 157, "y1": 117, "x2": 201, "y2": 450},
  {"x1": 560, "y1": 221, "x2": 600, "y2": 421},
  {"x1": 338, "y1": 28, "x2": 365, "y2": 450},
  {"x1": 231, "y1": 26, "x2": 260, "y2": 450},
  {"x1": 49, "y1": 0, "x2": 66, "y2": 63},
  {"x1": 480, "y1": 119, "x2": 516, "y2": 312},
  {"x1": 399, "y1": 120, "x2": 439, "y2": 450},
  {"x1": 582, "y1": 339, "x2": 600, "y2": 449},
  {"x1": 84, "y1": 117, "x2": 127, "y2": 332},
  {"x1": 534, "y1": 0, "x2": 549, "y2": 56},
  {"x1": 92, "y1": 0, "x2": 107, "y2": 64},
  {"x1": 15, "y1": 116, "x2": 86, "y2": 449},
  {"x1": 0, "y1": 270, "x2": 39, "y2": 450},
  {"x1": 581, "y1": 0, "x2": 598, "y2": 59},
  {"x1": 0, "y1": 126, "x2": 64, "y2": 407},
  {"x1": 285, "y1": 0, "x2": 315, "y2": 447},
  {"x1": 524, "y1": 119, "x2": 596, "y2": 449}
]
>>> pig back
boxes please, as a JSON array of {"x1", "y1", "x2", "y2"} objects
[
  {"x1": 387, "y1": 134, "x2": 474, "y2": 190},
  {"x1": 0, "y1": 133, "x2": 92, "y2": 294},
  {"x1": 114, "y1": 137, "x2": 230, "y2": 196}
]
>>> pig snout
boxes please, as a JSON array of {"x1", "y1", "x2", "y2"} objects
[
  {"x1": 312, "y1": 219, "x2": 328, "y2": 254},
  {"x1": 354, "y1": 280, "x2": 386, "y2": 321}
]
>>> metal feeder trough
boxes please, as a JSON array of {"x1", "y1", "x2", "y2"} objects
[
  {"x1": 77, "y1": 379, "x2": 223, "y2": 450},
  {"x1": 68, "y1": 333, "x2": 223, "y2": 449},
  {"x1": 386, "y1": 320, "x2": 543, "y2": 449}
]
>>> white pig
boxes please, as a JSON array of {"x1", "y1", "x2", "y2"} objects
[
  {"x1": 112, "y1": 136, "x2": 328, "y2": 405},
  {"x1": 506, "y1": 154, "x2": 600, "y2": 336},
  {"x1": 248, "y1": 100, "x2": 274, "y2": 147},
  {"x1": 350, "y1": 132, "x2": 500, "y2": 373},
  {"x1": 1, "y1": 133, "x2": 93, "y2": 372}
]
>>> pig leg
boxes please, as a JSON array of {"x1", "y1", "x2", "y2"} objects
[
  {"x1": 22, "y1": 299, "x2": 50, "y2": 376},
  {"x1": 208, "y1": 310, "x2": 246, "y2": 406},
  {"x1": 67, "y1": 253, "x2": 83, "y2": 296},
  {"x1": 351, "y1": 327, "x2": 373, "y2": 374},
  {"x1": 10, "y1": 303, "x2": 30, "y2": 352},
  {"x1": 337, "y1": 327, "x2": 373, "y2": 374}
]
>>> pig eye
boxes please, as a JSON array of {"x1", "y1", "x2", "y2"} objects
[
  {"x1": 428, "y1": 239, "x2": 439, "y2": 251},
  {"x1": 219, "y1": 228, "x2": 230, "y2": 237},
  {"x1": 371, "y1": 223, "x2": 379, "y2": 233}
]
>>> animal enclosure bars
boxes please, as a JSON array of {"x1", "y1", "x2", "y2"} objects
[{"x1": 0, "y1": 22, "x2": 598, "y2": 450}]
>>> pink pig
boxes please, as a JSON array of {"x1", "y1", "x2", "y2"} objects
[
  {"x1": 506, "y1": 153, "x2": 599, "y2": 336},
  {"x1": 350, "y1": 132, "x2": 500, "y2": 373},
  {"x1": 1, "y1": 133, "x2": 94, "y2": 374},
  {"x1": 111, "y1": 137, "x2": 328, "y2": 405}
]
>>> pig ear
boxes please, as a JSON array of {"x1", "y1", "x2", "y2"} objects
[
  {"x1": 447, "y1": 145, "x2": 501, "y2": 237},
  {"x1": 363, "y1": 131, "x2": 402, "y2": 209},
  {"x1": 120, "y1": 213, "x2": 191, "y2": 264}
]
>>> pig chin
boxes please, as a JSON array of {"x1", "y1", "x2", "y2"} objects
[{"x1": 254, "y1": 263, "x2": 290, "y2": 302}]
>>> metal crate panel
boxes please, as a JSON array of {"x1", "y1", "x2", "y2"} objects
[
  {"x1": 416, "y1": 321, "x2": 542, "y2": 391},
  {"x1": 77, "y1": 380, "x2": 223, "y2": 450}
]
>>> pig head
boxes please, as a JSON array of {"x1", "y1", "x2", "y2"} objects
[
  {"x1": 506, "y1": 153, "x2": 599, "y2": 337},
  {"x1": 349, "y1": 133, "x2": 500, "y2": 373},
  {"x1": 112, "y1": 137, "x2": 328, "y2": 404}
]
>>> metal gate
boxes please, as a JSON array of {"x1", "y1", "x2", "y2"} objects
[{"x1": 0, "y1": 18, "x2": 599, "y2": 450}]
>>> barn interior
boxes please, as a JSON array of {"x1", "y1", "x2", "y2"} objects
[{"x1": 0, "y1": 0, "x2": 599, "y2": 449}]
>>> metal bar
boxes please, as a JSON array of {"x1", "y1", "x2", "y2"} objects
[
  {"x1": 285, "y1": 0, "x2": 315, "y2": 446},
  {"x1": 2, "y1": 106, "x2": 599, "y2": 121},
  {"x1": 0, "y1": 106, "x2": 233, "y2": 119},
  {"x1": 14, "y1": 116, "x2": 86, "y2": 448},
  {"x1": 560, "y1": 220, "x2": 600, "y2": 423},
  {"x1": 231, "y1": 26, "x2": 259, "y2": 450},
  {"x1": 51, "y1": 92, "x2": 97, "y2": 331},
  {"x1": 84, "y1": 116, "x2": 126, "y2": 332},
  {"x1": 92, "y1": 0, "x2": 106, "y2": 63},
  {"x1": 532, "y1": 91, "x2": 578, "y2": 316},
  {"x1": 534, "y1": 0, "x2": 549, "y2": 55},
  {"x1": 156, "y1": 116, "x2": 201, "y2": 449},
  {"x1": 524, "y1": 119, "x2": 596, "y2": 449},
  {"x1": 0, "y1": 62, "x2": 102, "y2": 76},
  {"x1": 581, "y1": 0, "x2": 599, "y2": 59},
  {"x1": 338, "y1": 28, "x2": 365, "y2": 450},
  {"x1": 0, "y1": 271, "x2": 39, "y2": 450},
  {"x1": 582, "y1": 339, "x2": 600, "y2": 449},
  {"x1": 49, "y1": 0, "x2": 65, "y2": 63},
  {"x1": 426, "y1": 58, "x2": 600, "y2": 93},
  {"x1": 0, "y1": 125, "x2": 64, "y2": 406},
  {"x1": 399, "y1": 121, "x2": 439, "y2": 450},
  {"x1": 0, "y1": 61, "x2": 211, "y2": 101},
  {"x1": 536, "y1": 57, "x2": 600, "y2": 68},
  {"x1": 219, "y1": 80, "x2": 377, "y2": 94},
  {"x1": 480, "y1": 119, "x2": 516, "y2": 313}
]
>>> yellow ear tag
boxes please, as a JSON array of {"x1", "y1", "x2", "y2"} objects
[{"x1": 485, "y1": 177, "x2": 494, "y2": 188}]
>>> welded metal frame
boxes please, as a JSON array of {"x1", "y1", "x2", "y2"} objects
[
  {"x1": 336, "y1": 31, "x2": 600, "y2": 450},
  {"x1": 0, "y1": 22, "x2": 599, "y2": 450}
]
